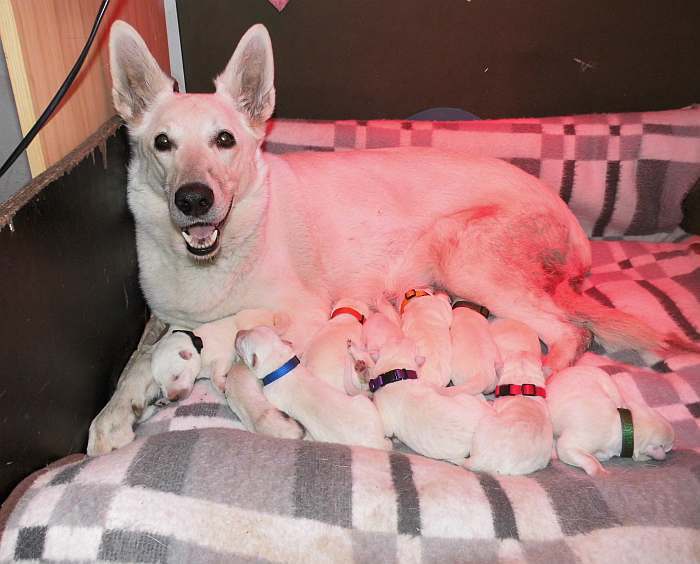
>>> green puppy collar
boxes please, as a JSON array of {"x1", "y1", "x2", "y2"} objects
[{"x1": 618, "y1": 408, "x2": 634, "y2": 458}]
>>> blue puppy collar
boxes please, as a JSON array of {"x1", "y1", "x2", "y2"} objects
[{"x1": 262, "y1": 356, "x2": 301, "y2": 387}]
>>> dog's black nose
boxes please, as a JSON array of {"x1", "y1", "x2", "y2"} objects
[{"x1": 174, "y1": 183, "x2": 214, "y2": 217}]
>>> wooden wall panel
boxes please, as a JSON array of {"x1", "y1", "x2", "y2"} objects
[
  {"x1": 0, "y1": 0, "x2": 45, "y2": 174},
  {"x1": 0, "y1": 0, "x2": 169, "y2": 175}
]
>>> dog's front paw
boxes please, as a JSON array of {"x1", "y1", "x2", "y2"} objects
[
  {"x1": 87, "y1": 407, "x2": 135, "y2": 456},
  {"x1": 254, "y1": 409, "x2": 304, "y2": 440}
]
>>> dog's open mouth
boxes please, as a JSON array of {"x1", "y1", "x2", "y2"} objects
[{"x1": 181, "y1": 223, "x2": 220, "y2": 257}]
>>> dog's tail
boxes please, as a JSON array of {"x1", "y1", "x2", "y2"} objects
[{"x1": 553, "y1": 281, "x2": 700, "y2": 358}]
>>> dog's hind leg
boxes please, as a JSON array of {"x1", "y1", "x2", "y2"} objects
[
  {"x1": 225, "y1": 363, "x2": 304, "y2": 439},
  {"x1": 428, "y1": 212, "x2": 591, "y2": 369},
  {"x1": 437, "y1": 264, "x2": 590, "y2": 369}
]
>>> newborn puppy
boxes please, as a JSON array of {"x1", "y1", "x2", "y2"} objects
[
  {"x1": 151, "y1": 309, "x2": 287, "y2": 401},
  {"x1": 151, "y1": 330, "x2": 203, "y2": 401},
  {"x1": 449, "y1": 300, "x2": 501, "y2": 395},
  {"x1": 400, "y1": 288, "x2": 453, "y2": 387},
  {"x1": 465, "y1": 318, "x2": 553, "y2": 475},
  {"x1": 302, "y1": 299, "x2": 370, "y2": 395},
  {"x1": 363, "y1": 294, "x2": 404, "y2": 353},
  {"x1": 369, "y1": 337, "x2": 493, "y2": 463},
  {"x1": 547, "y1": 365, "x2": 674, "y2": 476},
  {"x1": 235, "y1": 326, "x2": 390, "y2": 450}
]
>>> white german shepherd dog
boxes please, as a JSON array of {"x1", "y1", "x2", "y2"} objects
[{"x1": 87, "y1": 21, "x2": 695, "y2": 455}]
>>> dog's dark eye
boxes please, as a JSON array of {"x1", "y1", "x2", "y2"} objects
[
  {"x1": 215, "y1": 130, "x2": 236, "y2": 149},
  {"x1": 154, "y1": 133, "x2": 172, "y2": 152}
]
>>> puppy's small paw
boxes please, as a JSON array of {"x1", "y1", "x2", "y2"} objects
[
  {"x1": 273, "y1": 312, "x2": 291, "y2": 334},
  {"x1": 255, "y1": 409, "x2": 304, "y2": 440},
  {"x1": 212, "y1": 373, "x2": 227, "y2": 393}
]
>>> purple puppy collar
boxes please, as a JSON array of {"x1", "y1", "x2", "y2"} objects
[{"x1": 369, "y1": 368, "x2": 418, "y2": 392}]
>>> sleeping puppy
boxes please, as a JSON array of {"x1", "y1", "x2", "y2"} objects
[
  {"x1": 151, "y1": 309, "x2": 288, "y2": 401},
  {"x1": 363, "y1": 294, "x2": 404, "y2": 353},
  {"x1": 302, "y1": 298, "x2": 370, "y2": 395},
  {"x1": 400, "y1": 288, "x2": 453, "y2": 387},
  {"x1": 547, "y1": 365, "x2": 674, "y2": 476},
  {"x1": 449, "y1": 300, "x2": 501, "y2": 395},
  {"x1": 367, "y1": 336, "x2": 493, "y2": 463},
  {"x1": 350, "y1": 294, "x2": 405, "y2": 390},
  {"x1": 235, "y1": 326, "x2": 390, "y2": 450},
  {"x1": 465, "y1": 318, "x2": 553, "y2": 475},
  {"x1": 151, "y1": 330, "x2": 203, "y2": 402}
]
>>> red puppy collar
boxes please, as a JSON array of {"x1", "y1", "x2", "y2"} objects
[
  {"x1": 495, "y1": 383, "x2": 547, "y2": 399},
  {"x1": 330, "y1": 307, "x2": 365, "y2": 324}
]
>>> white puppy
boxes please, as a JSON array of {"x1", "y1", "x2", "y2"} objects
[
  {"x1": 151, "y1": 330, "x2": 204, "y2": 401},
  {"x1": 449, "y1": 300, "x2": 501, "y2": 395},
  {"x1": 363, "y1": 294, "x2": 404, "y2": 353},
  {"x1": 347, "y1": 295, "x2": 405, "y2": 390},
  {"x1": 400, "y1": 288, "x2": 453, "y2": 387},
  {"x1": 151, "y1": 309, "x2": 288, "y2": 401},
  {"x1": 465, "y1": 318, "x2": 553, "y2": 475},
  {"x1": 547, "y1": 365, "x2": 674, "y2": 476},
  {"x1": 235, "y1": 326, "x2": 390, "y2": 450},
  {"x1": 302, "y1": 299, "x2": 370, "y2": 395},
  {"x1": 368, "y1": 337, "x2": 493, "y2": 463}
]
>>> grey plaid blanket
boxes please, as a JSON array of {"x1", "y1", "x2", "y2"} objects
[
  {"x1": 263, "y1": 106, "x2": 700, "y2": 239},
  {"x1": 1, "y1": 236, "x2": 698, "y2": 563}
]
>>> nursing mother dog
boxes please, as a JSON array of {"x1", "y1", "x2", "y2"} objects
[{"x1": 87, "y1": 21, "x2": 695, "y2": 454}]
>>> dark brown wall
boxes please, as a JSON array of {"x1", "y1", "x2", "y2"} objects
[
  {"x1": 177, "y1": 0, "x2": 700, "y2": 120},
  {"x1": 0, "y1": 128, "x2": 147, "y2": 501}
]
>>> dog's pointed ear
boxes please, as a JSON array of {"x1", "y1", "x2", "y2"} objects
[
  {"x1": 109, "y1": 20, "x2": 172, "y2": 124},
  {"x1": 215, "y1": 24, "x2": 275, "y2": 128}
]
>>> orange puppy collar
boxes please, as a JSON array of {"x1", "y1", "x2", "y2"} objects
[{"x1": 400, "y1": 289, "x2": 431, "y2": 314}]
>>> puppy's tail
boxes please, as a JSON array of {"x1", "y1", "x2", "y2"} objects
[{"x1": 553, "y1": 281, "x2": 700, "y2": 358}]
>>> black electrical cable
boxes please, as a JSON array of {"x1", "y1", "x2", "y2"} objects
[{"x1": 0, "y1": 0, "x2": 111, "y2": 180}]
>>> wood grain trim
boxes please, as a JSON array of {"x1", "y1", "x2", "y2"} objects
[{"x1": 0, "y1": 0, "x2": 46, "y2": 176}]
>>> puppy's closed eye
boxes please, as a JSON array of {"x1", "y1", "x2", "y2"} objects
[{"x1": 179, "y1": 350, "x2": 192, "y2": 360}]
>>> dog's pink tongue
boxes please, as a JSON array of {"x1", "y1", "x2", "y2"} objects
[{"x1": 188, "y1": 224, "x2": 216, "y2": 239}]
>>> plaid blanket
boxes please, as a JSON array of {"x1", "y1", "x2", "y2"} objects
[
  {"x1": 263, "y1": 106, "x2": 700, "y2": 239},
  {"x1": 1, "y1": 236, "x2": 698, "y2": 563}
]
